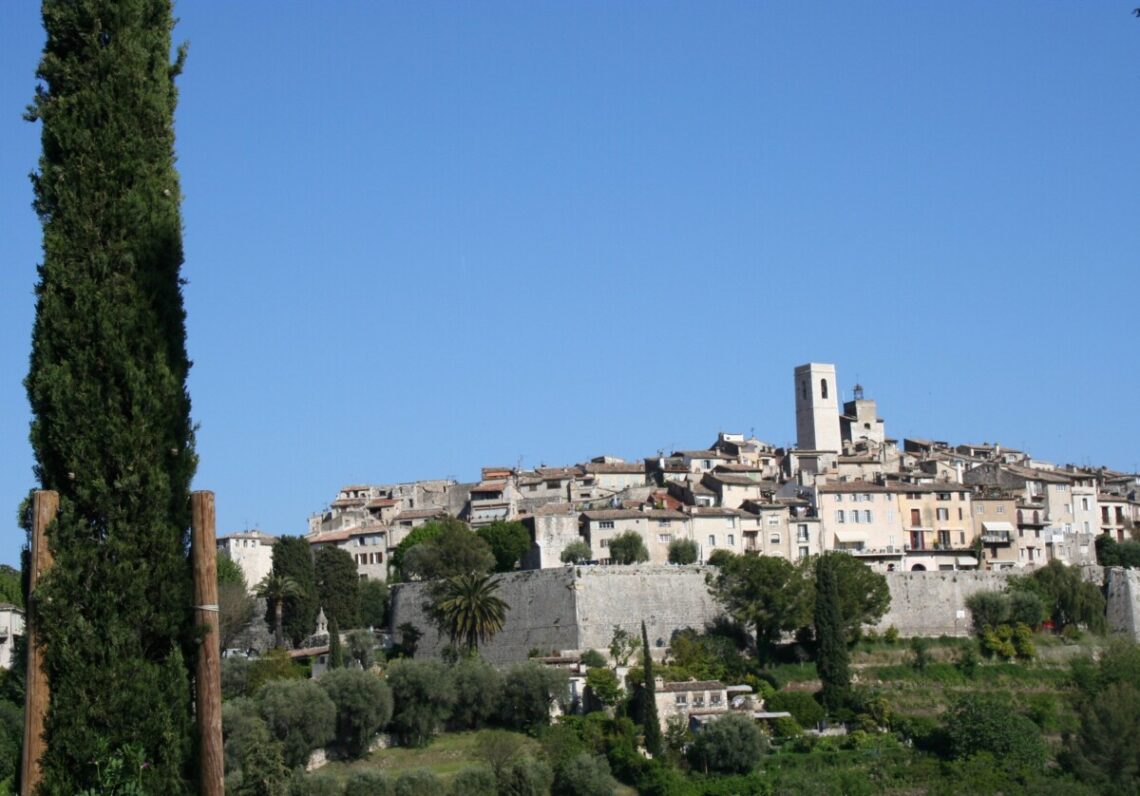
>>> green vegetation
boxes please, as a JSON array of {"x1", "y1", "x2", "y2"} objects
[
  {"x1": 559, "y1": 540, "x2": 592, "y2": 564},
  {"x1": 218, "y1": 555, "x2": 256, "y2": 650},
  {"x1": 429, "y1": 572, "x2": 509, "y2": 652},
  {"x1": 394, "y1": 518, "x2": 494, "y2": 582},
  {"x1": 608, "y1": 531, "x2": 649, "y2": 565},
  {"x1": 667, "y1": 538, "x2": 699, "y2": 565},
  {"x1": 24, "y1": 0, "x2": 199, "y2": 788},
  {"x1": 257, "y1": 573, "x2": 305, "y2": 649},
  {"x1": 477, "y1": 520, "x2": 532, "y2": 573},
  {"x1": 269, "y1": 536, "x2": 320, "y2": 646},
  {"x1": 814, "y1": 553, "x2": 850, "y2": 712},
  {"x1": 315, "y1": 546, "x2": 362, "y2": 628}
]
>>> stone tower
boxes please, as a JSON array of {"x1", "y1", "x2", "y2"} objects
[{"x1": 794, "y1": 362, "x2": 841, "y2": 453}]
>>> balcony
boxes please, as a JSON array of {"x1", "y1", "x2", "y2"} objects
[{"x1": 981, "y1": 531, "x2": 1012, "y2": 544}]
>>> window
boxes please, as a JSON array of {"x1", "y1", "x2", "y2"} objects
[
  {"x1": 837, "y1": 510, "x2": 847, "y2": 524},
  {"x1": 996, "y1": 505, "x2": 1005, "y2": 514},
  {"x1": 727, "y1": 534, "x2": 735, "y2": 546},
  {"x1": 598, "y1": 520, "x2": 615, "y2": 530},
  {"x1": 863, "y1": 510, "x2": 873, "y2": 523},
  {"x1": 834, "y1": 494, "x2": 843, "y2": 502},
  {"x1": 1081, "y1": 497, "x2": 1090, "y2": 511},
  {"x1": 768, "y1": 515, "x2": 780, "y2": 526},
  {"x1": 797, "y1": 525, "x2": 810, "y2": 542},
  {"x1": 937, "y1": 492, "x2": 951, "y2": 501},
  {"x1": 600, "y1": 539, "x2": 610, "y2": 548},
  {"x1": 710, "y1": 693, "x2": 723, "y2": 706},
  {"x1": 1083, "y1": 521, "x2": 1090, "y2": 533},
  {"x1": 851, "y1": 511, "x2": 860, "y2": 524},
  {"x1": 958, "y1": 532, "x2": 966, "y2": 545},
  {"x1": 799, "y1": 545, "x2": 810, "y2": 559},
  {"x1": 936, "y1": 508, "x2": 949, "y2": 521},
  {"x1": 658, "y1": 534, "x2": 672, "y2": 543},
  {"x1": 675, "y1": 694, "x2": 687, "y2": 705},
  {"x1": 528, "y1": 484, "x2": 538, "y2": 492},
  {"x1": 708, "y1": 535, "x2": 716, "y2": 546},
  {"x1": 976, "y1": 505, "x2": 984, "y2": 514},
  {"x1": 887, "y1": 510, "x2": 895, "y2": 523},
  {"x1": 726, "y1": 517, "x2": 736, "y2": 528},
  {"x1": 770, "y1": 533, "x2": 781, "y2": 545},
  {"x1": 693, "y1": 695, "x2": 705, "y2": 707},
  {"x1": 658, "y1": 519, "x2": 671, "y2": 528},
  {"x1": 958, "y1": 508, "x2": 964, "y2": 520},
  {"x1": 821, "y1": 378, "x2": 829, "y2": 399}
]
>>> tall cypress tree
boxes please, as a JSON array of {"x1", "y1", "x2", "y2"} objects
[
  {"x1": 814, "y1": 554, "x2": 850, "y2": 715},
  {"x1": 24, "y1": 2, "x2": 196, "y2": 791},
  {"x1": 268, "y1": 536, "x2": 319, "y2": 646},
  {"x1": 640, "y1": 621, "x2": 663, "y2": 757}
]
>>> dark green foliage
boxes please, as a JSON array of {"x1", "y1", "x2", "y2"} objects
[
  {"x1": 585, "y1": 667, "x2": 622, "y2": 710},
  {"x1": 500, "y1": 661, "x2": 570, "y2": 735},
  {"x1": 1010, "y1": 560, "x2": 1105, "y2": 633},
  {"x1": 560, "y1": 540, "x2": 593, "y2": 564},
  {"x1": 0, "y1": 700, "x2": 23, "y2": 789},
  {"x1": 345, "y1": 769, "x2": 394, "y2": 796},
  {"x1": 687, "y1": 714, "x2": 762, "y2": 775},
  {"x1": 764, "y1": 690, "x2": 825, "y2": 728},
  {"x1": 221, "y1": 656, "x2": 252, "y2": 700},
  {"x1": 24, "y1": 2, "x2": 199, "y2": 787},
  {"x1": 667, "y1": 538, "x2": 699, "y2": 565},
  {"x1": 394, "y1": 769, "x2": 442, "y2": 796},
  {"x1": 318, "y1": 668, "x2": 393, "y2": 759},
  {"x1": 395, "y1": 517, "x2": 494, "y2": 581},
  {"x1": 0, "y1": 566, "x2": 24, "y2": 609},
  {"x1": 477, "y1": 520, "x2": 532, "y2": 572},
  {"x1": 222, "y1": 697, "x2": 263, "y2": 775},
  {"x1": 942, "y1": 693, "x2": 1046, "y2": 772},
  {"x1": 709, "y1": 553, "x2": 810, "y2": 662},
  {"x1": 1065, "y1": 681, "x2": 1140, "y2": 792},
  {"x1": 1096, "y1": 534, "x2": 1140, "y2": 568},
  {"x1": 965, "y1": 591, "x2": 1008, "y2": 634},
  {"x1": 223, "y1": 701, "x2": 290, "y2": 796},
  {"x1": 387, "y1": 659, "x2": 457, "y2": 746},
  {"x1": 255, "y1": 678, "x2": 336, "y2": 768},
  {"x1": 450, "y1": 765, "x2": 497, "y2": 796},
  {"x1": 474, "y1": 728, "x2": 523, "y2": 780},
  {"x1": 498, "y1": 757, "x2": 554, "y2": 796},
  {"x1": 451, "y1": 655, "x2": 504, "y2": 729},
  {"x1": 327, "y1": 617, "x2": 344, "y2": 669},
  {"x1": 809, "y1": 553, "x2": 891, "y2": 644},
  {"x1": 345, "y1": 628, "x2": 377, "y2": 669},
  {"x1": 315, "y1": 545, "x2": 361, "y2": 628},
  {"x1": 360, "y1": 578, "x2": 389, "y2": 628},
  {"x1": 608, "y1": 531, "x2": 649, "y2": 565},
  {"x1": 289, "y1": 772, "x2": 340, "y2": 796},
  {"x1": 552, "y1": 752, "x2": 619, "y2": 796},
  {"x1": 640, "y1": 620, "x2": 663, "y2": 757},
  {"x1": 269, "y1": 536, "x2": 319, "y2": 646},
  {"x1": 247, "y1": 647, "x2": 302, "y2": 693},
  {"x1": 580, "y1": 649, "x2": 606, "y2": 668},
  {"x1": 909, "y1": 637, "x2": 930, "y2": 671},
  {"x1": 1008, "y1": 590, "x2": 1047, "y2": 628},
  {"x1": 391, "y1": 521, "x2": 450, "y2": 578},
  {"x1": 954, "y1": 640, "x2": 979, "y2": 678},
  {"x1": 814, "y1": 554, "x2": 850, "y2": 712},
  {"x1": 706, "y1": 549, "x2": 735, "y2": 568}
]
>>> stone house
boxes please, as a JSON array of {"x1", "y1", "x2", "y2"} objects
[
  {"x1": 970, "y1": 494, "x2": 1019, "y2": 570},
  {"x1": 579, "y1": 508, "x2": 691, "y2": 564},
  {"x1": 217, "y1": 529, "x2": 277, "y2": 592}
]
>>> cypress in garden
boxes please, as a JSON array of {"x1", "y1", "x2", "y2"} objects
[
  {"x1": 24, "y1": 1, "x2": 197, "y2": 791},
  {"x1": 814, "y1": 553, "x2": 851, "y2": 715}
]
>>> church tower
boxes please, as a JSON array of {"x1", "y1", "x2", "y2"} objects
[{"x1": 794, "y1": 362, "x2": 841, "y2": 453}]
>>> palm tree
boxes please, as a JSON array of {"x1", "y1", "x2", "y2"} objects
[
  {"x1": 255, "y1": 573, "x2": 303, "y2": 648},
  {"x1": 431, "y1": 572, "x2": 510, "y2": 653}
]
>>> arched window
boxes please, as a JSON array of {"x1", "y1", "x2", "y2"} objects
[
  {"x1": 801, "y1": 380, "x2": 808, "y2": 400},
  {"x1": 820, "y1": 378, "x2": 829, "y2": 399}
]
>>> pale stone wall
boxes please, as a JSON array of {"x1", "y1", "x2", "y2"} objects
[
  {"x1": 1105, "y1": 567, "x2": 1140, "y2": 641},
  {"x1": 875, "y1": 570, "x2": 1015, "y2": 637}
]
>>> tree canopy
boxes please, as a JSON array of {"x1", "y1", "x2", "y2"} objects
[
  {"x1": 268, "y1": 535, "x2": 319, "y2": 646},
  {"x1": 24, "y1": 2, "x2": 198, "y2": 788},
  {"x1": 315, "y1": 545, "x2": 361, "y2": 628},
  {"x1": 608, "y1": 531, "x2": 650, "y2": 565},
  {"x1": 430, "y1": 572, "x2": 510, "y2": 652},
  {"x1": 477, "y1": 520, "x2": 532, "y2": 572},
  {"x1": 399, "y1": 519, "x2": 495, "y2": 581},
  {"x1": 708, "y1": 553, "x2": 811, "y2": 661}
]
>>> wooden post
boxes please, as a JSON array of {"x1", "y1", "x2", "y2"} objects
[
  {"x1": 191, "y1": 491, "x2": 224, "y2": 796},
  {"x1": 21, "y1": 490, "x2": 57, "y2": 796}
]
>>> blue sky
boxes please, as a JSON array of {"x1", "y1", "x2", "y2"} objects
[{"x1": 2, "y1": 4, "x2": 1138, "y2": 566}]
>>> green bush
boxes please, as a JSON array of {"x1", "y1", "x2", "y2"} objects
[
  {"x1": 498, "y1": 757, "x2": 554, "y2": 796},
  {"x1": 387, "y1": 659, "x2": 457, "y2": 746},
  {"x1": 883, "y1": 626, "x2": 900, "y2": 644},
  {"x1": 255, "y1": 678, "x2": 336, "y2": 768},
  {"x1": 667, "y1": 538, "x2": 699, "y2": 565},
  {"x1": 345, "y1": 769, "x2": 394, "y2": 796},
  {"x1": 765, "y1": 690, "x2": 825, "y2": 729},
  {"x1": 319, "y1": 668, "x2": 393, "y2": 758},
  {"x1": 552, "y1": 752, "x2": 620, "y2": 796},
  {"x1": 450, "y1": 765, "x2": 497, "y2": 796},
  {"x1": 451, "y1": 655, "x2": 504, "y2": 730},
  {"x1": 943, "y1": 693, "x2": 1046, "y2": 771},
  {"x1": 1012, "y1": 623, "x2": 1036, "y2": 660},
  {"x1": 499, "y1": 662, "x2": 570, "y2": 735},
  {"x1": 290, "y1": 772, "x2": 340, "y2": 796},
  {"x1": 579, "y1": 649, "x2": 606, "y2": 669},
  {"x1": 687, "y1": 714, "x2": 763, "y2": 775},
  {"x1": 395, "y1": 769, "x2": 443, "y2": 796}
]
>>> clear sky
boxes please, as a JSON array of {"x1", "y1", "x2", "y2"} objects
[{"x1": 2, "y1": 4, "x2": 1138, "y2": 566}]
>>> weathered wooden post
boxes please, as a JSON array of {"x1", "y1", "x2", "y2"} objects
[
  {"x1": 21, "y1": 489, "x2": 57, "y2": 796},
  {"x1": 191, "y1": 491, "x2": 224, "y2": 795}
]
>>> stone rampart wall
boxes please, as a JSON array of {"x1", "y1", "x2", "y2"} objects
[{"x1": 1106, "y1": 567, "x2": 1140, "y2": 641}]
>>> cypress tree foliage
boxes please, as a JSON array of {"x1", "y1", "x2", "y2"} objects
[
  {"x1": 814, "y1": 554, "x2": 850, "y2": 715},
  {"x1": 269, "y1": 536, "x2": 319, "y2": 646},
  {"x1": 315, "y1": 546, "x2": 361, "y2": 629},
  {"x1": 24, "y1": 2, "x2": 196, "y2": 791},
  {"x1": 640, "y1": 621, "x2": 663, "y2": 757}
]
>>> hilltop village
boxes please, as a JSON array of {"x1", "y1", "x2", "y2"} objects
[{"x1": 219, "y1": 362, "x2": 1140, "y2": 590}]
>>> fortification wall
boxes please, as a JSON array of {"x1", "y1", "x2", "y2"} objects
[
  {"x1": 389, "y1": 568, "x2": 579, "y2": 664},
  {"x1": 876, "y1": 571, "x2": 1016, "y2": 637},
  {"x1": 1105, "y1": 567, "x2": 1140, "y2": 641},
  {"x1": 572, "y1": 564, "x2": 724, "y2": 653}
]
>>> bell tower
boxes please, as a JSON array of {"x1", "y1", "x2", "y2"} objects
[{"x1": 794, "y1": 362, "x2": 841, "y2": 453}]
